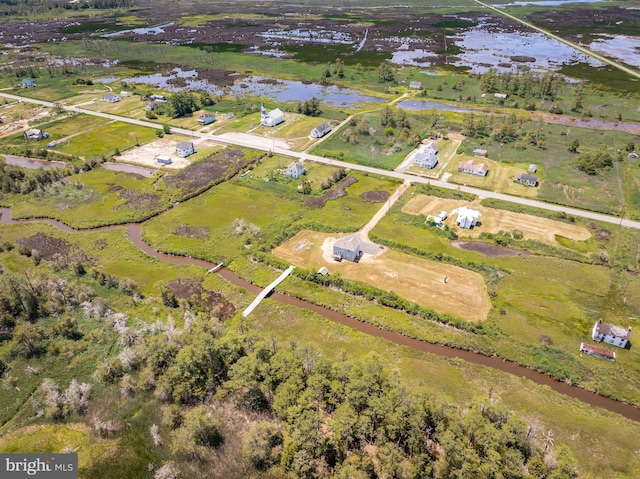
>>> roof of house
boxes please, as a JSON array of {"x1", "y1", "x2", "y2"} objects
[
  {"x1": 473, "y1": 148, "x2": 488, "y2": 156},
  {"x1": 103, "y1": 93, "x2": 118, "y2": 100},
  {"x1": 456, "y1": 206, "x2": 480, "y2": 220},
  {"x1": 267, "y1": 108, "x2": 283, "y2": 118},
  {"x1": 594, "y1": 320, "x2": 631, "y2": 340},
  {"x1": 313, "y1": 122, "x2": 331, "y2": 134},
  {"x1": 334, "y1": 236, "x2": 362, "y2": 252},
  {"x1": 199, "y1": 112, "x2": 215, "y2": 118},
  {"x1": 288, "y1": 162, "x2": 305, "y2": 173},
  {"x1": 25, "y1": 128, "x2": 42, "y2": 136},
  {"x1": 516, "y1": 173, "x2": 538, "y2": 183},
  {"x1": 580, "y1": 342, "x2": 616, "y2": 360},
  {"x1": 176, "y1": 141, "x2": 194, "y2": 150},
  {"x1": 459, "y1": 160, "x2": 488, "y2": 174}
]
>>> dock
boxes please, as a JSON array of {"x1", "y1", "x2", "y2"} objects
[{"x1": 242, "y1": 266, "x2": 294, "y2": 317}]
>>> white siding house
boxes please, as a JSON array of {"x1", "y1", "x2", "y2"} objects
[
  {"x1": 592, "y1": 320, "x2": 631, "y2": 348},
  {"x1": 333, "y1": 236, "x2": 362, "y2": 262},
  {"x1": 414, "y1": 141, "x2": 438, "y2": 169},
  {"x1": 102, "y1": 93, "x2": 121, "y2": 103},
  {"x1": 176, "y1": 141, "x2": 196, "y2": 158},
  {"x1": 456, "y1": 207, "x2": 480, "y2": 229},
  {"x1": 285, "y1": 162, "x2": 306, "y2": 179},
  {"x1": 261, "y1": 103, "x2": 284, "y2": 127},
  {"x1": 311, "y1": 122, "x2": 332, "y2": 138}
]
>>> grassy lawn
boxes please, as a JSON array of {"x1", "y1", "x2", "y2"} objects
[{"x1": 6, "y1": 168, "x2": 172, "y2": 228}]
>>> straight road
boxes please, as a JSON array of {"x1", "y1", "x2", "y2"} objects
[{"x1": 3, "y1": 91, "x2": 640, "y2": 230}]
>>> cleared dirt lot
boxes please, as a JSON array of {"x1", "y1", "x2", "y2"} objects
[
  {"x1": 274, "y1": 230, "x2": 491, "y2": 322},
  {"x1": 403, "y1": 195, "x2": 592, "y2": 243},
  {"x1": 116, "y1": 136, "x2": 217, "y2": 169}
]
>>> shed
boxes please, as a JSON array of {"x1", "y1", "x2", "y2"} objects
[
  {"x1": 311, "y1": 122, "x2": 332, "y2": 138},
  {"x1": 494, "y1": 93, "x2": 508, "y2": 99},
  {"x1": 333, "y1": 236, "x2": 362, "y2": 262},
  {"x1": 528, "y1": 164, "x2": 537, "y2": 173},
  {"x1": 317, "y1": 267, "x2": 329, "y2": 276},
  {"x1": 515, "y1": 173, "x2": 538, "y2": 187},
  {"x1": 21, "y1": 79, "x2": 36, "y2": 88},
  {"x1": 156, "y1": 155, "x2": 172, "y2": 165},
  {"x1": 409, "y1": 81, "x2": 422, "y2": 89},
  {"x1": 473, "y1": 149, "x2": 488, "y2": 157},
  {"x1": 580, "y1": 342, "x2": 616, "y2": 361},
  {"x1": 224, "y1": 112, "x2": 235, "y2": 120},
  {"x1": 120, "y1": 91, "x2": 131, "y2": 98}
]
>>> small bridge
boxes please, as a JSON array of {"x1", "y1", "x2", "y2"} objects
[{"x1": 242, "y1": 266, "x2": 294, "y2": 317}]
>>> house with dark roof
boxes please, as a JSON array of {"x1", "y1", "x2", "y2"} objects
[
  {"x1": 102, "y1": 93, "x2": 120, "y2": 103},
  {"x1": 333, "y1": 236, "x2": 362, "y2": 262},
  {"x1": 311, "y1": 122, "x2": 332, "y2": 138},
  {"x1": 197, "y1": 112, "x2": 216, "y2": 125},
  {"x1": 592, "y1": 320, "x2": 631, "y2": 348},
  {"x1": 176, "y1": 141, "x2": 196, "y2": 158},
  {"x1": 580, "y1": 343, "x2": 616, "y2": 361},
  {"x1": 24, "y1": 128, "x2": 48, "y2": 140},
  {"x1": 285, "y1": 161, "x2": 306, "y2": 179},
  {"x1": 458, "y1": 160, "x2": 488, "y2": 176},
  {"x1": 515, "y1": 173, "x2": 538, "y2": 187}
]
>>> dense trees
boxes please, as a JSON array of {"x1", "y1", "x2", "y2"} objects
[
  {"x1": 297, "y1": 97, "x2": 322, "y2": 117},
  {"x1": 575, "y1": 151, "x2": 613, "y2": 175},
  {"x1": 478, "y1": 68, "x2": 566, "y2": 101},
  {"x1": 168, "y1": 92, "x2": 199, "y2": 118}
]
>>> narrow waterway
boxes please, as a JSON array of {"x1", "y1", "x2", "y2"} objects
[{"x1": 1, "y1": 206, "x2": 639, "y2": 422}]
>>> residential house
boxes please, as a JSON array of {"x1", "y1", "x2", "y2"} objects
[
  {"x1": 197, "y1": 112, "x2": 216, "y2": 125},
  {"x1": 473, "y1": 149, "x2": 488, "y2": 157},
  {"x1": 102, "y1": 93, "x2": 120, "y2": 103},
  {"x1": 24, "y1": 128, "x2": 48, "y2": 140},
  {"x1": 580, "y1": 343, "x2": 616, "y2": 361},
  {"x1": 145, "y1": 101, "x2": 157, "y2": 111},
  {"x1": 456, "y1": 207, "x2": 480, "y2": 229},
  {"x1": 592, "y1": 320, "x2": 631, "y2": 348},
  {"x1": 528, "y1": 164, "x2": 537, "y2": 173},
  {"x1": 409, "y1": 81, "x2": 422, "y2": 89},
  {"x1": 21, "y1": 79, "x2": 36, "y2": 88},
  {"x1": 176, "y1": 141, "x2": 196, "y2": 158},
  {"x1": 149, "y1": 94, "x2": 166, "y2": 102},
  {"x1": 261, "y1": 103, "x2": 284, "y2": 127},
  {"x1": 458, "y1": 160, "x2": 489, "y2": 176},
  {"x1": 311, "y1": 122, "x2": 332, "y2": 138},
  {"x1": 285, "y1": 161, "x2": 306, "y2": 179},
  {"x1": 515, "y1": 173, "x2": 538, "y2": 187},
  {"x1": 156, "y1": 155, "x2": 172, "y2": 165},
  {"x1": 333, "y1": 236, "x2": 362, "y2": 262}
]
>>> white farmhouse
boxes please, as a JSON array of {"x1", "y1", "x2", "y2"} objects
[
  {"x1": 456, "y1": 207, "x2": 480, "y2": 229},
  {"x1": 261, "y1": 102, "x2": 284, "y2": 127},
  {"x1": 176, "y1": 141, "x2": 196, "y2": 158},
  {"x1": 592, "y1": 320, "x2": 631, "y2": 349}
]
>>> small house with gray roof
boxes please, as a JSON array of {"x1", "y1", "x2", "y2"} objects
[
  {"x1": 311, "y1": 122, "x2": 332, "y2": 138},
  {"x1": 333, "y1": 236, "x2": 362, "y2": 262}
]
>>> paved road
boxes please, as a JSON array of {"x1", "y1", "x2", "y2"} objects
[
  {"x1": 473, "y1": 0, "x2": 640, "y2": 81},
  {"x1": 3, "y1": 91, "x2": 640, "y2": 230}
]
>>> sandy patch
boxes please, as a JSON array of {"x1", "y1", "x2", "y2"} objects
[
  {"x1": 217, "y1": 131, "x2": 290, "y2": 150},
  {"x1": 403, "y1": 195, "x2": 591, "y2": 243},
  {"x1": 116, "y1": 136, "x2": 218, "y2": 169},
  {"x1": 275, "y1": 230, "x2": 490, "y2": 322}
]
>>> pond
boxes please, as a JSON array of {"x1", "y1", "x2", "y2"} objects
[
  {"x1": 451, "y1": 240, "x2": 529, "y2": 257},
  {"x1": 126, "y1": 69, "x2": 386, "y2": 109},
  {"x1": 101, "y1": 22, "x2": 174, "y2": 38},
  {"x1": 395, "y1": 100, "x2": 479, "y2": 113},
  {"x1": 451, "y1": 22, "x2": 603, "y2": 73},
  {"x1": 3, "y1": 155, "x2": 66, "y2": 170},
  {"x1": 587, "y1": 34, "x2": 640, "y2": 68}
]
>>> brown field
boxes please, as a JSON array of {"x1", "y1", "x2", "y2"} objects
[
  {"x1": 273, "y1": 230, "x2": 491, "y2": 322},
  {"x1": 403, "y1": 195, "x2": 592, "y2": 243},
  {"x1": 116, "y1": 136, "x2": 221, "y2": 169}
]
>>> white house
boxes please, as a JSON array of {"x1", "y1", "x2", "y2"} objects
[
  {"x1": 456, "y1": 207, "x2": 480, "y2": 229},
  {"x1": 311, "y1": 122, "x2": 332, "y2": 138},
  {"x1": 102, "y1": 93, "x2": 120, "y2": 103},
  {"x1": 285, "y1": 161, "x2": 306, "y2": 179},
  {"x1": 120, "y1": 91, "x2": 131, "y2": 98},
  {"x1": 409, "y1": 81, "x2": 422, "y2": 89},
  {"x1": 458, "y1": 160, "x2": 488, "y2": 176},
  {"x1": 333, "y1": 236, "x2": 362, "y2": 262},
  {"x1": 261, "y1": 103, "x2": 284, "y2": 127},
  {"x1": 515, "y1": 173, "x2": 538, "y2": 187},
  {"x1": 414, "y1": 141, "x2": 438, "y2": 169},
  {"x1": 176, "y1": 141, "x2": 196, "y2": 158},
  {"x1": 592, "y1": 320, "x2": 631, "y2": 348}
]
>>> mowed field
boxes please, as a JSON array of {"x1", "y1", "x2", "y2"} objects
[
  {"x1": 403, "y1": 195, "x2": 591, "y2": 243},
  {"x1": 274, "y1": 230, "x2": 491, "y2": 322}
]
